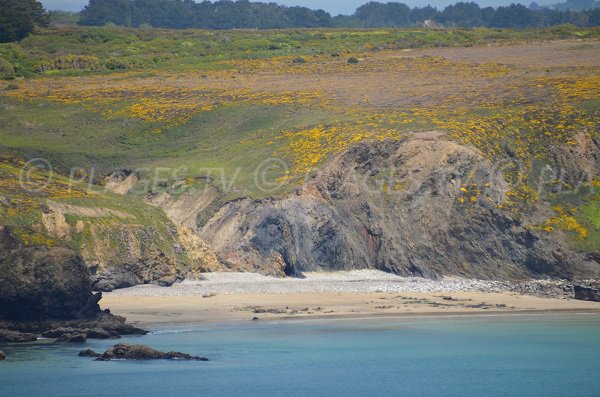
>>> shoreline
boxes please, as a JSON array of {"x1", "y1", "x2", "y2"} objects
[
  {"x1": 140, "y1": 308, "x2": 600, "y2": 332},
  {"x1": 102, "y1": 290, "x2": 600, "y2": 329},
  {"x1": 101, "y1": 272, "x2": 600, "y2": 329}
]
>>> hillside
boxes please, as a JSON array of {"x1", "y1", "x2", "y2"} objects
[{"x1": 1, "y1": 26, "x2": 599, "y2": 306}]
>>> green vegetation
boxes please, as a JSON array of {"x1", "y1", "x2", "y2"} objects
[
  {"x1": 76, "y1": 0, "x2": 600, "y2": 30},
  {"x1": 580, "y1": 198, "x2": 600, "y2": 250},
  {"x1": 0, "y1": 155, "x2": 189, "y2": 268},
  {"x1": 0, "y1": 0, "x2": 49, "y2": 43},
  {"x1": 0, "y1": 24, "x2": 598, "y2": 254},
  {"x1": 48, "y1": 11, "x2": 80, "y2": 26},
  {"x1": 0, "y1": 25, "x2": 598, "y2": 79}
]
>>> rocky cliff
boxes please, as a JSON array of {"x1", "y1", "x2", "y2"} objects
[
  {"x1": 0, "y1": 225, "x2": 99, "y2": 320},
  {"x1": 195, "y1": 133, "x2": 599, "y2": 280},
  {"x1": 0, "y1": 225, "x2": 147, "y2": 339},
  {"x1": 0, "y1": 158, "x2": 220, "y2": 293}
]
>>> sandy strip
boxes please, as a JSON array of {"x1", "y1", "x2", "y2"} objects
[
  {"x1": 101, "y1": 292, "x2": 600, "y2": 328},
  {"x1": 101, "y1": 272, "x2": 600, "y2": 328}
]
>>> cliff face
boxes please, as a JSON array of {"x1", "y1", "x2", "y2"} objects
[
  {"x1": 197, "y1": 134, "x2": 599, "y2": 280},
  {"x1": 0, "y1": 160, "x2": 219, "y2": 293},
  {"x1": 35, "y1": 200, "x2": 194, "y2": 292},
  {"x1": 1, "y1": 130, "x2": 598, "y2": 316},
  {"x1": 0, "y1": 226, "x2": 99, "y2": 321}
]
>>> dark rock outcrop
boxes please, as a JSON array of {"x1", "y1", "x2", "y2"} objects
[
  {"x1": 0, "y1": 329, "x2": 37, "y2": 343},
  {"x1": 0, "y1": 226, "x2": 147, "y2": 340},
  {"x1": 92, "y1": 251, "x2": 184, "y2": 292},
  {"x1": 85, "y1": 327, "x2": 119, "y2": 339},
  {"x1": 574, "y1": 285, "x2": 600, "y2": 302},
  {"x1": 512, "y1": 280, "x2": 574, "y2": 299},
  {"x1": 0, "y1": 226, "x2": 100, "y2": 321},
  {"x1": 0, "y1": 350, "x2": 5, "y2": 360},
  {"x1": 1, "y1": 312, "x2": 147, "y2": 343},
  {"x1": 56, "y1": 333, "x2": 86, "y2": 343},
  {"x1": 78, "y1": 349, "x2": 101, "y2": 358},
  {"x1": 42, "y1": 324, "x2": 121, "y2": 341},
  {"x1": 199, "y1": 135, "x2": 599, "y2": 280},
  {"x1": 42, "y1": 327, "x2": 83, "y2": 338},
  {"x1": 95, "y1": 343, "x2": 209, "y2": 361}
]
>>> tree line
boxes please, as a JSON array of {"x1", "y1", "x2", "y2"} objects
[
  {"x1": 2, "y1": 0, "x2": 600, "y2": 44},
  {"x1": 77, "y1": 0, "x2": 600, "y2": 29},
  {"x1": 79, "y1": 0, "x2": 331, "y2": 29}
]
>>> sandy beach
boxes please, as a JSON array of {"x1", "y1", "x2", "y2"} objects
[{"x1": 101, "y1": 271, "x2": 600, "y2": 327}]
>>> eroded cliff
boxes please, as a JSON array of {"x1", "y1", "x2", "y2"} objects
[{"x1": 194, "y1": 133, "x2": 599, "y2": 280}]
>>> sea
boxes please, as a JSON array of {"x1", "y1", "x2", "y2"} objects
[{"x1": 1, "y1": 313, "x2": 600, "y2": 397}]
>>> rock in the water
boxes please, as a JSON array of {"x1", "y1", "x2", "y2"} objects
[
  {"x1": 0, "y1": 312, "x2": 144, "y2": 343},
  {"x1": 78, "y1": 349, "x2": 101, "y2": 358},
  {"x1": 574, "y1": 285, "x2": 600, "y2": 302},
  {"x1": 85, "y1": 327, "x2": 119, "y2": 339},
  {"x1": 42, "y1": 327, "x2": 78, "y2": 338},
  {"x1": 42, "y1": 326, "x2": 118, "y2": 341},
  {"x1": 56, "y1": 333, "x2": 86, "y2": 343},
  {"x1": 0, "y1": 329, "x2": 37, "y2": 343},
  {"x1": 87, "y1": 312, "x2": 147, "y2": 336},
  {"x1": 96, "y1": 343, "x2": 208, "y2": 361},
  {"x1": 0, "y1": 351, "x2": 5, "y2": 360},
  {"x1": 0, "y1": 226, "x2": 148, "y2": 340}
]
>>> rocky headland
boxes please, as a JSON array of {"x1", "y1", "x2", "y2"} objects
[
  {"x1": 1, "y1": 134, "x2": 599, "y2": 349},
  {"x1": 193, "y1": 135, "x2": 599, "y2": 281},
  {"x1": 0, "y1": 226, "x2": 146, "y2": 343}
]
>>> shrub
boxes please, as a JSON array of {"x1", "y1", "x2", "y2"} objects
[
  {"x1": 105, "y1": 57, "x2": 130, "y2": 70},
  {"x1": 0, "y1": 58, "x2": 15, "y2": 79},
  {"x1": 347, "y1": 57, "x2": 359, "y2": 64},
  {"x1": 34, "y1": 54, "x2": 101, "y2": 73}
]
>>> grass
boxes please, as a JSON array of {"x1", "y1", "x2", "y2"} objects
[
  {"x1": 578, "y1": 194, "x2": 600, "y2": 252},
  {"x1": 0, "y1": 159, "x2": 188, "y2": 267},
  {"x1": 0, "y1": 96, "x2": 331, "y2": 197},
  {"x1": 0, "y1": 25, "x2": 598, "y2": 78},
  {"x1": 0, "y1": 24, "x2": 599, "y2": 253}
]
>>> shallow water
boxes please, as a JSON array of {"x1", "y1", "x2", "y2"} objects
[{"x1": 2, "y1": 313, "x2": 600, "y2": 397}]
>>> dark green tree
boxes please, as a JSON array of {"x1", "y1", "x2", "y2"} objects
[
  {"x1": 354, "y1": 2, "x2": 412, "y2": 27},
  {"x1": 79, "y1": 0, "x2": 332, "y2": 29},
  {"x1": 437, "y1": 2, "x2": 487, "y2": 27},
  {"x1": 410, "y1": 6, "x2": 439, "y2": 25},
  {"x1": 76, "y1": 0, "x2": 600, "y2": 30},
  {"x1": 80, "y1": 0, "x2": 133, "y2": 26},
  {"x1": 490, "y1": 4, "x2": 541, "y2": 28},
  {"x1": 588, "y1": 8, "x2": 600, "y2": 25},
  {"x1": 0, "y1": 0, "x2": 49, "y2": 43}
]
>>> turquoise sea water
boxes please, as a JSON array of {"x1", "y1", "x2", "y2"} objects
[{"x1": 1, "y1": 313, "x2": 600, "y2": 397}]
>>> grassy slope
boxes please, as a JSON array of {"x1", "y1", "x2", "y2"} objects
[
  {"x1": 1, "y1": 25, "x2": 599, "y2": 255},
  {"x1": 3, "y1": 26, "x2": 597, "y2": 78},
  {"x1": 0, "y1": 158, "x2": 188, "y2": 269}
]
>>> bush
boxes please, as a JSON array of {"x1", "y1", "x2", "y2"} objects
[
  {"x1": 0, "y1": 43, "x2": 26, "y2": 60},
  {"x1": 0, "y1": 58, "x2": 15, "y2": 79},
  {"x1": 105, "y1": 57, "x2": 131, "y2": 70},
  {"x1": 347, "y1": 57, "x2": 359, "y2": 64},
  {"x1": 34, "y1": 54, "x2": 101, "y2": 73}
]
